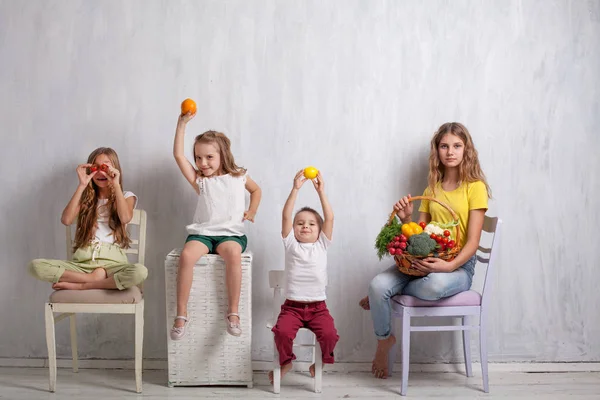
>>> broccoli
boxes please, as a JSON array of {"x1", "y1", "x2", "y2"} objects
[{"x1": 407, "y1": 232, "x2": 437, "y2": 257}]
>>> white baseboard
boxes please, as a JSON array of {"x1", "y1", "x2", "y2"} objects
[{"x1": 1, "y1": 358, "x2": 599, "y2": 373}]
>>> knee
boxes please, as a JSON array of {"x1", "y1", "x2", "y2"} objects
[
  {"x1": 414, "y1": 274, "x2": 448, "y2": 301},
  {"x1": 368, "y1": 274, "x2": 391, "y2": 300},
  {"x1": 220, "y1": 249, "x2": 241, "y2": 265},
  {"x1": 179, "y1": 249, "x2": 199, "y2": 267},
  {"x1": 272, "y1": 325, "x2": 295, "y2": 342},
  {"x1": 28, "y1": 259, "x2": 44, "y2": 279},
  {"x1": 130, "y1": 264, "x2": 148, "y2": 286},
  {"x1": 319, "y1": 330, "x2": 339, "y2": 345}
]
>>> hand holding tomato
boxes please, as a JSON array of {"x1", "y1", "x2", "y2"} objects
[{"x1": 78, "y1": 164, "x2": 96, "y2": 187}]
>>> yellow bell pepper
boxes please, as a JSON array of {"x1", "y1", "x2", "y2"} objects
[{"x1": 401, "y1": 222, "x2": 423, "y2": 238}]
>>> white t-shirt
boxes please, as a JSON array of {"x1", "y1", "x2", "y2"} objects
[
  {"x1": 283, "y1": 230, "x2": 331, "y2": 302},
  {"x1": 95, "y1": 191, "x2": 137, "y2": 244},
  {"x1": 186, "y1": 173, "x2": 247, "y2": 236}
]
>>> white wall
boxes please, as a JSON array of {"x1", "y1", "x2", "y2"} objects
[{"x1": 1, "y1": 0, "x2": 599, "y2": 364}]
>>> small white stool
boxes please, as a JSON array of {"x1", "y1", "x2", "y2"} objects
[
  {"x1": 165, "y1": 249, "x2": 253, "y2": 388},
  {"x1": 267, "y1": 270, "x2": 322, "y2": 394}
]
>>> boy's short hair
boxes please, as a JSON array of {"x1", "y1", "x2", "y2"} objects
[{"x1": 294, "y1": 207, "x2": 324, "y2": 230}]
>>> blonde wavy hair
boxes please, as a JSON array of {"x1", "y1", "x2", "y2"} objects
[
  {"x1": 193, "y1": 131, "x2": 246, "y2": 177},
  {"x1": 73, "y1": 147, "x2": 132, "y2": 250},
  {"x1": 427, "y1": 122, "x2": 492, "y2": 198}
]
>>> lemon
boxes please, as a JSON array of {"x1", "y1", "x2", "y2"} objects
[{"x1": 304, "y1": 166, "x2": 318, "y2": 179}]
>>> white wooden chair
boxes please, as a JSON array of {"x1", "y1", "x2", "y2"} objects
[
  {"x1": 267, "y1": 270, "x2": 323, "y2": 394},
  {"x1": 388, "y1": 216, "x2": 501, "y2": 395},
  {"x1": 44, "y1": 209, "x2": 147, "y2": 393}
]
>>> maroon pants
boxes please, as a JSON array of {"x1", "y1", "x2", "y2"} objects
[{"x1": 271, "y1": 299, "x2": 339, "y2": 366}]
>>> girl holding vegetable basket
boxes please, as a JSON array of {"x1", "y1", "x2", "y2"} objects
[{"x1": 359, "y1": 122, "x2": 492, "y2": 379}]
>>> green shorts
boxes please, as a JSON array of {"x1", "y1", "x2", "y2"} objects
[{"x1": 185, "y1": 234, "x2": 248, "y2": 254}]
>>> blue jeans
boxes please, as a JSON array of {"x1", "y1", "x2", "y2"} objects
[{"x1": 368, "y1": 256, "x2": 476, "y2": 339}]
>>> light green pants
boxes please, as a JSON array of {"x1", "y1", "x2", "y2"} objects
[{"x1": 29, "y1": 242, "x2": 148, "y2": 290}]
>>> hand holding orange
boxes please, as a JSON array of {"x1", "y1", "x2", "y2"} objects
[
  {"x1": 181, "y1": 98, "x2": 197, "y2": 115},
  {"x1": 303, "y1": 166, "x2": 319, "y2": 180}
]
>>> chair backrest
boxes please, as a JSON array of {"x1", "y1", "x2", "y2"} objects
[
  {"x1": 269, "y1": 270, "x2": 285, "y2": 321},
  {"x1": 65, "y1": 209, "x2": 148, "y2": 266},
  {"x1": 477, "y1": 216, "x2": 502, "y2": 311}
]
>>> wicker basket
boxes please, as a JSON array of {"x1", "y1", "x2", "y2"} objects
[
  {"x1": 164, "y1": 250, "x2": 253, "y2": 388},
  {"x1": 387, "y1": 196, "x2": 461, "y2": 277}
]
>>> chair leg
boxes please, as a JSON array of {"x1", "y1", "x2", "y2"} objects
[
  {"x1": 135, "y1": 302, "x2": 144, "y2": 393},
  {"x1": 400, "y1": 307, "x2": 410, "y2": 396},
  {"x1": 69, "y1": 314, "x2": 78, "y2": 373},
  {"x1": 480, "y1": 314, "x2": 489, "y2": 393},
  {"x1": 273, "y1": 337, "x2": 281, "y2": 394},
  {"x1": 462, "y1": 316, "x2": 473, "y2": 377},
  {"x1": 387, "y1": 315, "x2": 397, "y2": 377},
  {"x1": 44, "y1": 303, "x2": 57, "y2": 392},
  {"x1": 314, "y1": 341, "x2": 322, "y2": 393}
]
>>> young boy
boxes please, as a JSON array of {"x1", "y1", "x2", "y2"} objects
[{"x1": 269, "y1": 169, "x2": 339, "y2": 384}]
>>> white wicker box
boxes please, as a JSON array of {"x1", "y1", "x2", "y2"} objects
[{"x1": 165, "y1": 249, "x2": 253, "y2": 387}]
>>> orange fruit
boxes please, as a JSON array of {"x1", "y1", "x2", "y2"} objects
[
  {"x1": 303, "y1": 166, "x2": 318, "y2": 179},
  {"x1": 181, "y1": 98, "x2": 197, "y2": 115}
]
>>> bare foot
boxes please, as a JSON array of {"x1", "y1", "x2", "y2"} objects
[
  {"x1": 269, "y1": 362, "x2": 293, "y2": 385},
  {"x1": 359, "y1": 296, "x2": 370, "y2": 310},
  {"x1": 309, "y1": 363, "x2": 317, "y2": 377},
  {"x1": 52, "y1": 282, "x2": 85, "y2": 290},
  {"x1": 372, "y1": 335, "x2": 396, "y2": 379},
  {"x1": 90, "y1": 267, "x2": 107, "y2": 281}
]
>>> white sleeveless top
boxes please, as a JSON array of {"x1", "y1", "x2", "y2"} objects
[
  {"x1": 95, "y1": 191, "x2": 137, "y2": 244},
  {"x1": 186, "y1": 173, "x2": 247, "y2": 236}
]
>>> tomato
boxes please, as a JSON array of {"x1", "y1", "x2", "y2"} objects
[
  {"x1": 396, "y1": 249, "x2": 403, "y2": 255},
  {"x1": 389, "y1": 248, "x2": 396, "y2": 255},
  {"x1": 393, "y1": 236, "x2": 400, "y2": 242},
  {"x1": 90, "y1": 165, "x2": 98, "y2": 172},
  {"x1": 435, "y1": 235, "x2": 443, "y2": 243},
  {"x1": 439, "y1": 243, "x2": 446, "y2": 251},
  {"x1": 386, "y1": 242, "x2": 393, "y2": 249},
  {"x1": 394, "y1": 241, "x2": 401, "y2": 248},
  {"x1": 399, "y1": 234, "x2": 408, "y2": 243},
  {"x1": 430, "y1": 234, "x2": 436, "y2": 240},
  {"x1": 443, "y1": 230, "x2": 451, "y2": 237},
  {"x1": 399, "y1": 242, "x2": 407, "y2": 250},
  {"x1": 446, "y1": 242, "x2": 455, "y2": 249},
  {"x1": 442, "y1": 237, "x2": 449, "y2": 245},
  {"x1": 419, "y1": 221, "x2": 427, "y2": 229},
  {"x1": 100, "y1": 164, "x2": 110, "y2": 173}
]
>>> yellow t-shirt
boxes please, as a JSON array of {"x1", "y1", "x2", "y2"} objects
[{"x1": 418, "y1": 181, "x2": 488, "y2": 247}]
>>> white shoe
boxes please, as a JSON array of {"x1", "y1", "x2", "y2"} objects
[
  {"x1": 226, "y1": 313, "x2": 242, "y2": 336},
  {"x1": 170, "y1": 316, "x2": 191, "y2": 341}
]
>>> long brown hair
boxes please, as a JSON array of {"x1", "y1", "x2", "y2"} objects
[
  {"x1": 193, "y1": 131, "x2": 246, "y2": 177},
  {"x1": 427, "y1": 122, "x2": 492, "y2": 198},
  {"x1": 73, "y1": 147, "x2": 132, "y2": 250}
]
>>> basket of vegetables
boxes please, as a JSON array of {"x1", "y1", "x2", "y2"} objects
[{"x1": 374, "y1": 196, "x2": 460, "y2": 277}]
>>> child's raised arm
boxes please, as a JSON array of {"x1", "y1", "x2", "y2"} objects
[
  {"x1": 173, "y1": 112, "x2": 200, "y2": 193},
  {"x1": 312, "y1": 171, "x2": 333, "y2": 240},
  {"x1": 104, "y1": 164, "x2": 135, "y2": 224},
  {"x1": 282, "y1": 170, "x2": 306, "y2": 238},
  {"x1": 61, "y1": 164, "x2": 97, "y2": 225}
]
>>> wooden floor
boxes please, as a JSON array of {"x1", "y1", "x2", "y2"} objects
[{"x1": 0, "y1": 367, "x2": 598, "y2": 399}]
